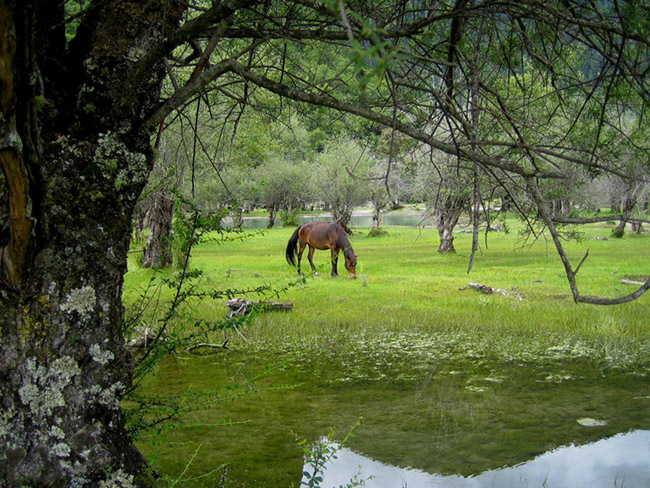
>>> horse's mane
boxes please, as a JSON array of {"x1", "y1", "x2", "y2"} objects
[{"x1": 335, "y1": 223, "x2": 353, "y2": 252}]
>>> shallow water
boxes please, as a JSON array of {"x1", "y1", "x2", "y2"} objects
[{"x1": 130, "y1": 345, "x2": 650, "y2": 487}]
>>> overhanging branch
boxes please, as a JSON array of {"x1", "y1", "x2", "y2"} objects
[
  {"x1": 224, "y1": 61, "x2": 569, "y2": 179},
  {"x1": 526, "y1": 177, "x2": 649, "y2": 305}
]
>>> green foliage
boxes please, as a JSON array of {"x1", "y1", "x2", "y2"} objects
[
  {"x1": 171, "y1": 197, "x2": 224, "y2": 270},
  {"x1": 64, "y1": 0, "x2": 91, "y2": 42},
  {"x1": 315, "y1": 138, "x2": 374, "y2": 226},
  {"x1": 280, "y1": 210, "x2": 300, "y2": 227},
  {"x1": 256, "y1": 159, "x2": 315, "y2": 214}
]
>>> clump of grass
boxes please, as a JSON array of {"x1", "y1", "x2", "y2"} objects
[{"x1": 367, "y1": 228, "x2": 389, "y2": 238}]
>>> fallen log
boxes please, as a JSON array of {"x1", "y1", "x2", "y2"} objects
[
  {"x1": 186, "y1": 341, "x2": 230, "y2": 353},
  {"x1": 226, "y1": 297, "x2": 293, "y2": 316},
  {"x1": 468, "y1": 282, "x2": 498, "y2": 294},
  {"x1": 620, "y1": 279, "x2": 646, "y2": 286},
  {"x1": 460, "y1": 282, "x2": 524, "y2": 300}
]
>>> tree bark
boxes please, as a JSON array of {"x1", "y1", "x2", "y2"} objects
[
  {"x1": 436, "y1": 194, "x2": 467, "y2": 253},
  {"x1": 612, "y1": 195, "x2": 637, "y2": 237},
  {"x1": 0, "y1": 1, "x2": 186, "y2": 485},
  {"x1": 142, "y1": 191, "x2": 175, "y2": 268}
]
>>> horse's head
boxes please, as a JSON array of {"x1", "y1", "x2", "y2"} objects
[{"x1": 344, "y1": 248, "x2": 358, "y2": 279}]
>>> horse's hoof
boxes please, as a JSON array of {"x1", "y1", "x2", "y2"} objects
[{"x1": 314, "y1": 272, "x2": 320, "y2": 276}]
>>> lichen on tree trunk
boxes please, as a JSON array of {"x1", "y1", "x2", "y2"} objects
[
  {"x1": 1, "y1": 134, "x2": 154, "y2": 485},
  {"x1": 0, "y1": 1, "x2": 187, "y2": 485}
]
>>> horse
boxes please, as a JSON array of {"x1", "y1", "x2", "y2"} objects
[{"x1": 285, "y1": 221, "x2": 358, "y2": 279}]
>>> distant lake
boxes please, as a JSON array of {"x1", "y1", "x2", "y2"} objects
[{"x1": 235, "y1": 212, "x2": 436, "y2": 228}]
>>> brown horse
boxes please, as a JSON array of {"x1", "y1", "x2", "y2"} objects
[{"x1": 286, "y1": 221, "x2": 358, "y2": 278}]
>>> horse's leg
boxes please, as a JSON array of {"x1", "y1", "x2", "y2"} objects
[
  {"x1": 297, "y1": 241, "x2": 307, "y2": 276},
  {"x1": 331, "y1": 248, "x2": 339, "y2": 277},
  {"x1": 307, "y1": 246, "x2": 319, "y2": 275}
]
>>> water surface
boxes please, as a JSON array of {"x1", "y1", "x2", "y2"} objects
[
  {"x1": 131, "y1": 343, "x2": 650, "y2": 487},
  {"x1": 236, "y1": 212, "x2": 435, "y2": 228}
]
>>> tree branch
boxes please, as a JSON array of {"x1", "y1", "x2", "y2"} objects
[
  {"x1": 526, "y1": 176, "x2": 649, "y2": 305},
  {"x1": 224, "y1": 61, "x2": 570, "y2": 179},
  {"x1": 552, "y1": 215, "x2": 650, "y2": 225},
  {"x1": 577, "y1": 278, "x2": 650, "y2": 305}
]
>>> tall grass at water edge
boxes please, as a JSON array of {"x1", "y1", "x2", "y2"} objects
[{"x1": 123, "y1": 221, "x2": 650, "y2": 371}]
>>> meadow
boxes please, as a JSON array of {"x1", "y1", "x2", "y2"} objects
[{"x1": 124, "y1": 216, "x2": 650, "y2": 372}]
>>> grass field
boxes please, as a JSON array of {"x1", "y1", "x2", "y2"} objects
[{"x1": 124, "y1": 215, "x2": 650, "y2": 371}]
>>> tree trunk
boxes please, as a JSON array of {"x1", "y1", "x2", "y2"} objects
[
  {"x1": 1, "y1": 134, "x2": 153, "y2": 486},
  {"x1": 333, "y1": 204, "x2": 353, "y2": 233},
  {"x1": 372, "y1": 203, "x2": 382, "y2": 228},
  {"x1": 436, "y1": 195, "x2": 466, "y2": 253},
  {"x1": 267, "y1": 204, "x2": 277, "y2": 228},
  {"x1": 232, "y1": 206, "x2": 244, "y2": 228},
  {"x1": 0, "y1": 1, "x2": 186, "y2": 485},
  {"x1": 613, "y1": 195, "x2": 637, "y2": 238},
  {"x1": 437, "y1": 217, "x2": 459, "y2": 253},
  {"x1": 142, "y1": 191, "x2": 175, "y2": 268}
]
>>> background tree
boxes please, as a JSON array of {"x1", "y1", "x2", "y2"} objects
[
  {"x1": 256, "y1": 158, "x2": 315, "y2": 227},
  {"x1": 315, "y1": 137, "x2": 373, "y2": 232},
  {"x1": 366, "y1": 157, "x2": 396, "y2": 228},
  {"x1": 414, "y1": 150, "x2": 473, "y2": 253},
  {"x1": 139, "y1": 139, "x2": 184, "y2": 268}
]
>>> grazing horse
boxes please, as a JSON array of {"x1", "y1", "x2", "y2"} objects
[{"x1": 285, "y1": 221, "x2": 358, "y2": 279}]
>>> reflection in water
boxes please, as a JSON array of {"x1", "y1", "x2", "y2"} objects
[{"x1": 308, "y1": 430, "x2": 650, "y2": 488}]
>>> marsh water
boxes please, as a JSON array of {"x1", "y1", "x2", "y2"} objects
[{"x1": 132, "y1": 337, "x2": 650, "y2": 487}]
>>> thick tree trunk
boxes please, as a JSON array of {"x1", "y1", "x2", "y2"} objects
[
  {"x1": 1, "y1": 135, "x2": 153, "y2": 486},
  {"x1": 0, "y1": 1, "x2": 186, "y2": 485}
]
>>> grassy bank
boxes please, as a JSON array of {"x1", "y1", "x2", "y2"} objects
[{"x1": 124, "y1": 218, "x2": 650, "y2": 372}]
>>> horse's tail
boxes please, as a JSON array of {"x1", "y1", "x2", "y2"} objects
[{"x1": 285, "y1": 226, "x2": 302, "y2": 267}]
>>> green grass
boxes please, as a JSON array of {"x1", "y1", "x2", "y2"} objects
[{"x1": 125, "y1": 218, "x2": 650, "y2": 371}]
